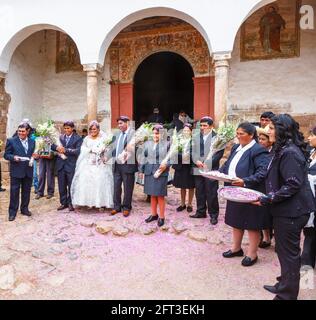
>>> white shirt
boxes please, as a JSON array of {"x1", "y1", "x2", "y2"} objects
[
  {"x1": 228, "y1": 140, "x2": 256, "y2": 178},
  {"x1": 116, "y1": 128, "x2": 130, "y2": 157},
  {"x1": 203, "y1": 131, "x2": 213, "y2": 144},
  {"x1": 19, "y1": 138, "x2": 29, "y2": 153}
]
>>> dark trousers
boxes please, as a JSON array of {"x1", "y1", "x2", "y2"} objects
[
  {"x1": 273, "y1": 214, "x2": 309, "y2": 300},
  {"x1": 301, "y1": 225, "x2": 316, "y2": 268},
  {"x1": 9, "y1": 176, "x2": 32, "y2": 217},
  {"x1": 114, "y1": 165, "x2": 135, "y2": 211},
  {"x1": 57, "y1": 169, "x2": 74, "y2": 206},
  {"x1": 38, "y1": 158, "x2": 55, "y2": 196},
  {"x1": 194, "y1": 175, "x2": 219, "y2": 218}
]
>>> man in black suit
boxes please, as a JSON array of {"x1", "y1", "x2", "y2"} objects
[
  {"x1": 190, "y1": 117, "x2": 224, "y2": 225},
  {"x1": 51, "y1": 121, "x2": 82, "y2": 212},
  {"x1": 4, "y1": 123, "x2": 36, "y2": 221},
  {"x1": 110, "y1": 116, "x2": 138, "y2": 217}
]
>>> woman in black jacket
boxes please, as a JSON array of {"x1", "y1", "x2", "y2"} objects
[
  {"x1": 258, "y1": 114, "x2": 315, "y2": 300},
  {"x1": 301, "y1": 126, "x2": 316, "y2": 270},
  {"x1": 220, "y1": 122, "x2": 270, "y2": 267},
  {"x1": 172, "y1": 123, "x2": 195, "y2": 213}
]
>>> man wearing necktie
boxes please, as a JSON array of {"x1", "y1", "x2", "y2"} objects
[
  {"x1": 110, "y1": 116, "x2": 138, "y2": 217},
  {"x1": 51, "y1": 121, "x2": 82, "y2": 212},
  {"x1": 4, "y1": 123, "x2": 36, "y2": 221}
]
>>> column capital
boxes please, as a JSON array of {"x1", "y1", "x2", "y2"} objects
[
  {"x1": 212, "y1": 52, "x2": 231, "y2": 68},
  {"x1": 83, "y1": 63, "x2": 103, "y2": 73},
  {"x1": 0, "y1": 71, "x2": 7, "y2": 79}
]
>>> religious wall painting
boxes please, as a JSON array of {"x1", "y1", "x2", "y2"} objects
[
  {"x1": 56, "y1": 32, "x2": 83, "y2": 73},
  {"x1": 241, "y1": 0, "x2": 301, "y2": 61}
]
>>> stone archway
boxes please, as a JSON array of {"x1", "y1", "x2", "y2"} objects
[{"x1": 107, "y1": 16, "x2": 215, "y2": 127}]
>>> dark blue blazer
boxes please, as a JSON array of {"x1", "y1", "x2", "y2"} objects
[
  {"x1": 4, "y1": 136, "x2": 35, "y2": 178},
  {"x1": 265, "y1": 143, "x2": 316, "y2": 217},
  {"x1": 51, "y1": 133, "x2": 82, "y2": 173},
  {"x1": 220, "y1": 142, "x2": 270, "y2": 191},
  {"x1": 140, "y1": 141, "x2": 170, "y2": 177}
]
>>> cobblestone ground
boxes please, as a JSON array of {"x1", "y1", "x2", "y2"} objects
[{"x1": 0, "y1": 181, "x2": 315, "y2": 300}]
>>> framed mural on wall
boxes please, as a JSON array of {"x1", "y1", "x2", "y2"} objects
[
  {"x1": 56, "y1": 31, "x2": 83, "y2": 73},
  {"x1": 240, "y1": 0, "x2": 301, "y2": 61}
]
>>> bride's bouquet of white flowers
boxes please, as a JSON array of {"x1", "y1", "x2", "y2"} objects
[{"x1": 29, "y1": 120, "x2": 66, "y2": 167}]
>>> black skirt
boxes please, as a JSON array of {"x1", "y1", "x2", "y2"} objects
[
  {"x1": 225, "y1": 201, "x2": 271, "y2": 231},
  {"x1": 144, "y1": 174, "x2": 168, "y2": 197},
  {"x1": 173, "y1": 165, "x2": 195, "y2": 189}
]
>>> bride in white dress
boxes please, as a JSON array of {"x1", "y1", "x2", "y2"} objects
[{"x1": 71, "y1": 121, "x2": 114, "y2": 209}]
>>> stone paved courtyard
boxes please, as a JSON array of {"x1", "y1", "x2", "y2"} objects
[{"x1": 0, "y1": 182, "x2": 315, "y2": 300}]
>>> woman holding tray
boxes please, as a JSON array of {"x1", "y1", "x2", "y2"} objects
[
  {"x1": 220, "y1": 122, "x2": 270, "y2": 267},
  {"x1": 258, "y1": 115, "x2": 315, "y2": 300}
]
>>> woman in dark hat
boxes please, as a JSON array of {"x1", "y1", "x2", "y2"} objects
[
  {"x1": 258, "y1": 114, "x2": 315, "y2": 300},
  {"x1": 220, "y1": 122, "x2": 270, "y2": 267},
  {"x1": 172, "y1": 123, "x2": 195, "y2": 213}
]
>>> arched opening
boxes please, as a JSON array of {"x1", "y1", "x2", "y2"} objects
[
  {"x1": 3, "y1": 28, "x2": 84, "y2": 136},
  {"x1": 133, "y1": 52, "x2": 194, "y2": 126}
]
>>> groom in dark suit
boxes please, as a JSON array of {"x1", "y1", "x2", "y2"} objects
[
  {"x1": 110, "y1": 116, "x2": 138, "y2": 217},
  {"x1": 4, "y1": 123, "x2": 36, "y2": 221},
  {"x1": 51, "y1": 121, "x2": 82, "y2": 212},
  {"x1": 191, "y1": 116, "x2": 224, "y2": 225}
]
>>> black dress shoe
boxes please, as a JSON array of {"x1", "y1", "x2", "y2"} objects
[
  {"x1": 57, "y1": 204, "x2": 68, "y2": 211},
  {"x1": 187, "y1": 206, "x2": 193, "y2": 213},
  {"x1": 145, "y1": 215, "x2": 158, "y2": 223},
  {"x1": 263, "y1": 285, "x2": 279, "y2": 294},
  {"x1": 176, "y1": 205, "x2": 186, "y2": 212},
  {"x1": 189, "y1": 213, "x2": 207, "y2": 219},
  {"x1": 68, "y1": 204, "x2": 75, "y2": 212},
  {"x1": 259, "y1": 241, "x2": 271, "y2": 249},
  {"x1": 157, "y1": 218, "x2": 165, "y2": 227},
  {"x1": 241, "y1": 256, "x2": 258, "y2": 267},
  {"x1": 222, "y1": 249, "x2": 244, "y2": 258},
  {"x1": 210, "y1": 217, "x2": 218, "y2": 225},
  {"x1": 9, "y1": 216, "x2": 16, "y2": 221},
  {"x1": 21, "y1": 211, "x2": 32, "y2": 217},
  {"x1": 0, "y1": 187, "x2": 6, "y2": 192}
]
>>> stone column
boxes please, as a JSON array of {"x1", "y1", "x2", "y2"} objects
[
  {"x1": 83, "y1": 64, "x2": 103, "y2": 125},
  {"x1": 0, "y1": 72, "x2": 11, "y2": 183},
  {"x1": 0, "y1": 72, "x2": 11, "y2": 144},
  {"x1": 213, "y1": 52, "x2": 231, "y2": 126}
]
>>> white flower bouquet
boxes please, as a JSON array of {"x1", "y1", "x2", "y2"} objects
[
  {"x1": 119, "y1": 123, "x2": 154, "y2": 163},
  {"x1": 29, "y1": 120, "x2": 66, "y2": 166},
  {"x1": 204, "y1": 116, "x2": 237, "y2": 168},
  {"x1": 154, "y1": 130, "x2": 191, "y2": 178}
]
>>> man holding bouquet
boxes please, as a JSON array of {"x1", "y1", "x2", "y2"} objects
[
  {"x1": 190, "y1": 116, "x2": 224, "y2": 225},
  {"x1": 51, "y1": 121, "x2": 82, "y2": 212},
  {"x1": 110, "y1": 116, "x2": 138, "y2": 217}
]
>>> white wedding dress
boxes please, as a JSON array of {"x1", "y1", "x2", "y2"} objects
[{"x1": 71, "y1": 134, "x2": 114, "y2": 208}]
